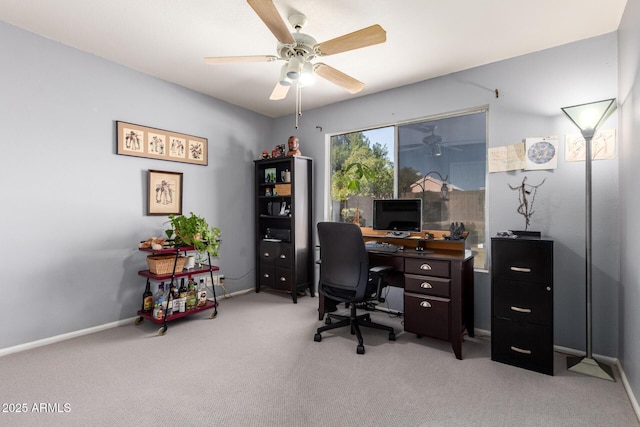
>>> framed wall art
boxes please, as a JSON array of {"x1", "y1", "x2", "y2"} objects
[
  {"x1": 116, "y1": 121, "x2": 208, "y2": 166},
  {"x1": 147, "y1": 170, "x2": 183, "y2": 216}
]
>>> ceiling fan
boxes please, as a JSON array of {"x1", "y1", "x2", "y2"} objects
[
  {"x1": 204, "y1": 0, "x2": 387, "y2": 104},
  {"x1": 401, "y1": 125, "x2": 461, "y2": 157}
]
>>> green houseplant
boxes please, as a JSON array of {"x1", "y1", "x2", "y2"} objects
[
  {"x1": 342, "y1": 162, "x2": 375, "y2": 225},
  {"x1": 164, "y1": 212, "x2": 221, "y2": 258}
]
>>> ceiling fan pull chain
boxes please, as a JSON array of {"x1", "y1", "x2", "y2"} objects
[{"x1": 295, "y1": 84, "x2": 302, "y2": 129}]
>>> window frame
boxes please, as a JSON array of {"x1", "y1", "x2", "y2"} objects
[{"x1": 326, "y1": 106, "x2": 488, "y2": 269}]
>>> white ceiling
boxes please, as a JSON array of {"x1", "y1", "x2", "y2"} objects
[{"x1": 0, "y1": 0, "x2": 628, "y2": 118}]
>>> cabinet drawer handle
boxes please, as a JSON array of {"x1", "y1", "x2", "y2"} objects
[
  {"x1": 419, "y1": 301, "x2": 432, "y2": 308},
  {"x1": 510, "y1": 266, "x2": 531, "y2": 273},
  {"x1": 263, "y1": 273, "x2": 270, "y2": 278},
  {"x1": 263, "y1": 252, "x2": 270, "y2": 257},
  {"x1": 279, "y1": 254, "x2": 286, "y2": 259},
  {"x1": 510, "y1": 346, "x2": 532, "y2": 355},
  {"x1": 420, "y1": 263, "x2": 432, "y2": 271},
  {"x1": 279, "y1": 277, "x2": 287, "y2": 282},
  {"x1": 510, "y1": 306, "x2": 532, "y2": 313},
  {"x1": 420, "y1": 282, "x2": 433, "y2": 289}
]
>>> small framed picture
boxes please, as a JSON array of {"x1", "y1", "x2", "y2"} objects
[
  {"x1": 265, "y1": 167, "x2": 276, "y2": 183},
  {"x1": 147, "y1": 170, "x2": 183, "y2": 216}
]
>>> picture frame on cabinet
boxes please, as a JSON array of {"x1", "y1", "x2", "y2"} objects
[
  {"x1": 116, "y1": 121, "x2": 208, "y2": 166},
  {"x1": 264, "y1": 167, "x2": 277, "y2": 183},
  {"x1": 147, "y1": 169, "x2": 183, "y2": 216}
]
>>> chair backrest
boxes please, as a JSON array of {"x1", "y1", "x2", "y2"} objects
[{"x1": 317, "y1": 222, "x2": 370, "y2": 302}]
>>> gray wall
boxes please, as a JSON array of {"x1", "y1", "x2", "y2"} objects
[
  {"x1": 2, "y1": 4, "x2": 639, "y2": 405},
  {"x1": 0, "y1": 21, "x2": 268, "y2": 349},
  {"x1": 618, "y1": 0, "x2": 640, "y2": 410},
  {"x1": 272, "y1": 33, "x2": 620, "y2": 358}
]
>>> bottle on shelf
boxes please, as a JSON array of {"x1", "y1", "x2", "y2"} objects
[
  {"x1": 186, "y1": 275, "x2": 197, "y2": 310},
  {"x1": 178, "y1": 278, "x2": 187, "y2": 313},
  {"x1": 156, "y1": 302, "x2": 164, "y2": 320},
  {"x1": 166, "y1": 289, "x2": 174, "y2": 317},
  {"x1": 154, "y1": 282, "x2": 165, "y2": 312},
  {"x1": 141, "y1": 278, "x2": 153, "y2": 312},
  {"x1": 197, "y1": 279, "x2": 207, "y2": 307},
  {"x1": 152, "y1": 302, "x2": 159, "y2": 319},
  {"x1": 162, "y1": 283, "x2": 170, "y2": 312}
]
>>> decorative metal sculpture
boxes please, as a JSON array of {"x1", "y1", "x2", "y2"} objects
[{"x1": 508, "y1": 176, "x2": 546, "y2": 230}]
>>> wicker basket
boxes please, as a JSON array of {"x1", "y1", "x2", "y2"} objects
[
  {"x1": 147, "y1": 254, "x2": 187, "y2": 275},
  {"x1": 275, "y1": 183, "x2": 291, "y2": 196}
]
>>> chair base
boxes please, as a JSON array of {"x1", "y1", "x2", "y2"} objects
[{"x1": 314, "y1": 305, "x2": 396, "y2": 354}]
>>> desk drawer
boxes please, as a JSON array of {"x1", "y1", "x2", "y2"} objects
[
  {"x1": 404, "y1": 292, "x2": 450, "y2": 341},
  {"x1": 405, "y1": 274, "x2": 450, "y2": 298},
  {"x1": 404, "y1": 258, "x2": 450, "y2": 278}
]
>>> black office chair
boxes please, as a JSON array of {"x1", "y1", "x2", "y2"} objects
[{"x1": 314, "y1": 222, "x2": 396, "y2": 354}]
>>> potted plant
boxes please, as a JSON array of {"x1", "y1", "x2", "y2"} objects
[
  {"x1": 343, "y1": 162, "x2": 375, "y2": 225},
  {"x1": 164, "y1": 212, "x2": 221, "y2": 258}
]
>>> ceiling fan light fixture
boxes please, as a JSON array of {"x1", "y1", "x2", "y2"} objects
[
  {"x1": 278, "y1": 65, "x2": 292, "y2": 86},
  {"x1": 286, "y1": 57, "x2": 303, "y2": 79},
  {"x1": 299, "y1": 61, "x2": 315, "y2": 86}
]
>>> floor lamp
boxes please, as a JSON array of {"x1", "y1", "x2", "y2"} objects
[{"x1": 561, "y1": 98, "x2": 617, "y2": 381}]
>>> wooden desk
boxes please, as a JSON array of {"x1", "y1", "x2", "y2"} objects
[{"x1": 318, "y1": 241, "x2": 474, "y2": 360}]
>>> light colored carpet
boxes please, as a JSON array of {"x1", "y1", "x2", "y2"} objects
[{"x1": 0, "y1": 290, "x2": 638, "y2": 427}]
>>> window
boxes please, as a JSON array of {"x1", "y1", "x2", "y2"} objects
[{"x1": 329, "y1": 109, "x2": 487, "y2": 269}]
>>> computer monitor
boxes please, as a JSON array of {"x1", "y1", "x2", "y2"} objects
[{"x1": 372, "y1": 199, "x2": 422, "y2": 234}]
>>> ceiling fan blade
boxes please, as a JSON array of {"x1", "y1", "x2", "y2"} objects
[
  {"x1": 315, "y1": 24, "x2": 386, "y2": 56},
  {"x1": 204, "y1": 55, "x2": 277, "y2": 64},
  {"x1": 314, "y1": 63, "x2": 364, "y2": 94},
  {"x1": 269, "y1": 82, "x2": 290, "y2": 100},
  {"x1": 247, "y1": 0, "x2": 295, "y2": 45}
]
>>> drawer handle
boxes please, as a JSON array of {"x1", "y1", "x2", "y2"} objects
[
  {"x1": 420, "y1": 282, "x2": 433, "y2": 289},
  {"x1": 263, "y1": 273, "x2": 270, "y2": 278},
  {"x1": 510, "y1": 346, "x2": 532, "y2": 355},
  {"x1": 510, "y1": 306, "x2": 532, "y2": 313},
  {"x1": 420, "y1": 263, "x2": 432, "y2": 271},
  {"x1": 279, "y1": 254, "x2": 286, "y2": 259},
  {"x1": 510, "y1": 266, "x2": 531, "y2": 273},
  {"x1": 279, "y1": 277, "x2": 287, "y2": 282},
  {"x1": 419, "y1": 301, "x2": 432, "y2": 308},
  {"x1": 263, "y1": 252, "x2": 270, "y2": 257}
]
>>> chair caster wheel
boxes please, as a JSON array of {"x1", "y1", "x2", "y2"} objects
[
  {"x1": 389, "y1": 333, "x2": 396, "y2": 341},
  {"x1": 357, "y1": 345, "x2": 365, "y2": 355},
  {"x1": 314, "y1": 333, "x2": 322, "y2": 342}
]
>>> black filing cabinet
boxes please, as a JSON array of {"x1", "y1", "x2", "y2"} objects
[{"x1": 491, "y1": 237, "x2": 553, "y2": 375}]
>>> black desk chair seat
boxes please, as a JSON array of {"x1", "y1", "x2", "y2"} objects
[{"x1": 314, "y1": 222, "x2": 396, "y2": 354}]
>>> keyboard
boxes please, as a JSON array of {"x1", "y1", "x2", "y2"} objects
[{"x1": 365, "y1": 241, "x2": 400, "y2": 253}]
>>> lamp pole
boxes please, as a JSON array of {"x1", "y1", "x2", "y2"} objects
[{"x1": 561, "y1": 98, "x2": 616, "y2": 381}]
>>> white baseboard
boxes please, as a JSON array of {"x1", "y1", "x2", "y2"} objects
[
  {"x1": 0, "y1": 287, "x2": 255, "y2": 358},
  {"x1": 0, "y1": 317, "x2": 137, "y2": 358}
]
